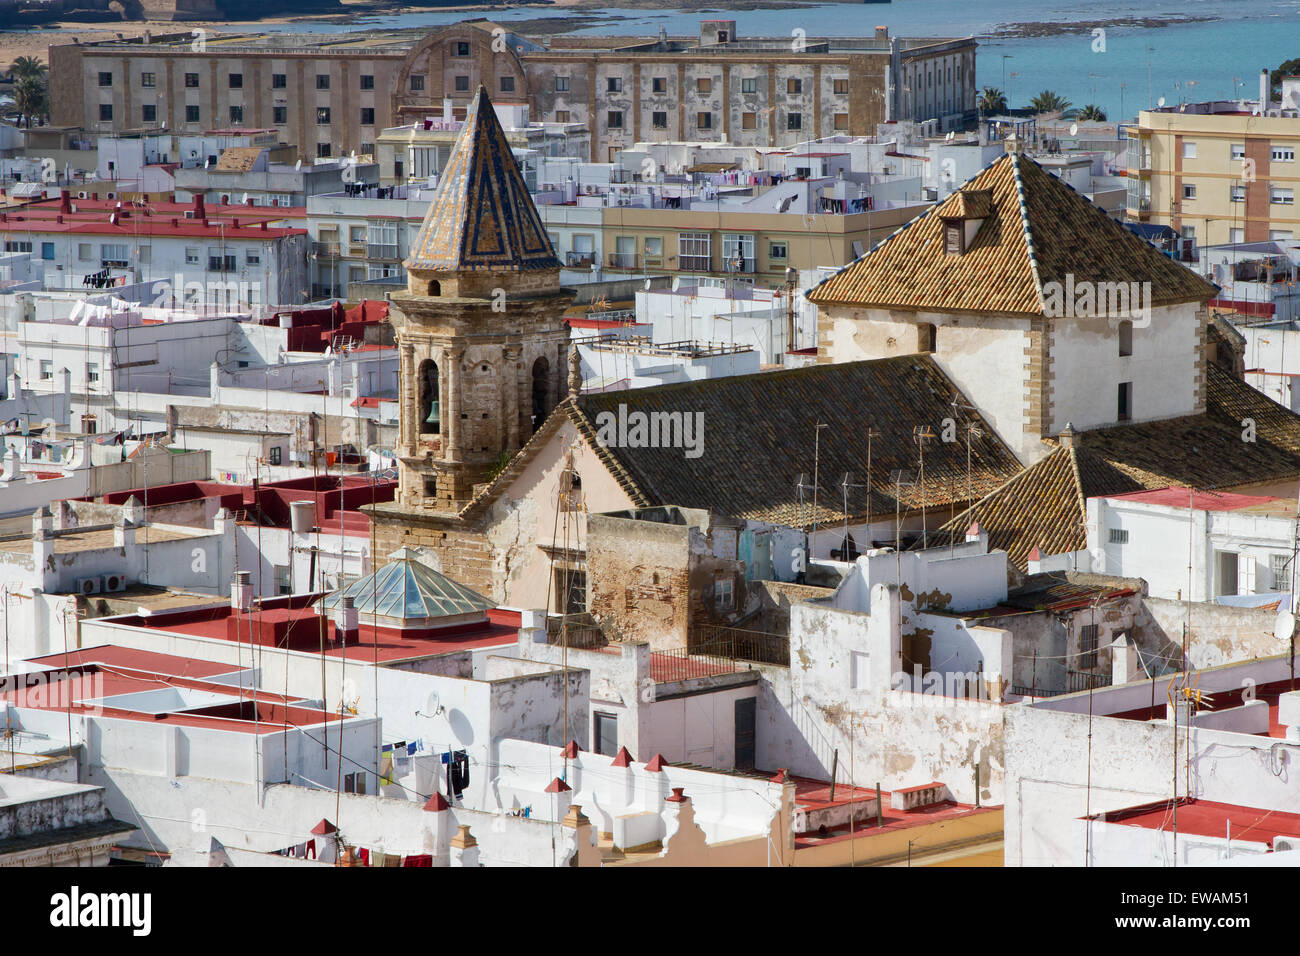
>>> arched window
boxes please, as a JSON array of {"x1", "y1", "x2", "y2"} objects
[
  {"x1": 1118, "y1": 320, "x2": 1133, "y2": 357},
  {"x1": 427, "y1": 279, "x2": 441, "y2": 296},
  {"x1": 531, "y1": 356, "x2": 551, "y2": 429},
  {"x1": 832, "y1": 532, "x2": 860, "y2": 562},
  {"x1": 418, "y1": 359, "x2": 440, "y2": 434}
]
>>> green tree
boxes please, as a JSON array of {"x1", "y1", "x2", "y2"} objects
[
  {"x1": 1028, "y1": 90, "x2": 1075, "y2": 117},
  {"x1": 977, "y1": 86, "x2": 1007, "y2": 115},
  {"x1": 13, "y1": 76, "x2": 49, "y2": 128},
  {"x1": 9, "y1": 55, "x2": 47, "y2": 81},
  {"x1": 1077, "y1": 104, "x2": 1107, "y2": 121},
  {"x1": 1269, "y1": 58, "x2": 1300, "y2": 98}
]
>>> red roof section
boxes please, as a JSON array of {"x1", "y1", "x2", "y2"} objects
[
  {"x1": 1101, "y1": 486, "x2": 1283, "y2": 512},
  {"x1": 1095, "y1": 798, "x2": 1300, "y2": 848}
]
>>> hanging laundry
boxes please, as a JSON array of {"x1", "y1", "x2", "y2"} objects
[
  {"x1": 306, "y1": 839, "x2": 317, "y2": 860},
  {"x1": 402, "y1": 854, "x2": 432, "y2": 868},
  {"x1": 450, "y1": 750, "x2": 469, "y2": 798},
  {"x1": 358, "y1": 848, "x2": 370, "y2": 866}
]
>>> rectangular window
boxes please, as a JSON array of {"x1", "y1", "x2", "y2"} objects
[
  {"x1": 141, "y1": 104, "x2": 156, "y2": 123},
  {"x1": 499, "y1": 75, "x2": 515, "y2": 93},
  {"x1": 652, "y1": 111, "x2": 667, "y2": 130},
  {"x1": 741, "y1": 77, "x2": 757, "y2": 94},
  {"x1": 1230, "y1": 184, "x2": 1246, "y2": 202},
  {"x1": 697, "y1": 111, "x2": 712, "y2": 130},
  {"x1": 316, "y1": 107, "x2": 331, "y2": 125},
  {"x1": 1230, "y1": 143, "x2": 1246, "y2": 160},
  {"x1": 721, "y1": 232, "x2": 754, "y2": 272},
  {"x1": 715, "y1": 576, "x2": 734, "y2": 611},
  {"x1": 787, "y1": 112, "x2": 802, "y2": 131},
  {"x1": 270, "y1": 73, "x2": 286, "y2": 89},
  {"x1": 78, "y1": 243, "x2": 92, "y2": 261},
  {"x1": 343, "y1": 771, "x2": 366, "y2": 794},
  {"x1": 1119, "y1": 320, "x2": 1133, "y2": 356},
  {"x1": 1182, "y1": 141, "x2": 1196, "y2": 159},
  {"x1": 833, "y1": 78, "x2": 849, "y2": 95},
  {"x1": 594, "y1": 713, "x2": 618, "y2": 757},
  {"x1": 140, "y1": 72, "x2": 155, "y2": 88},
  {"x1": 644, "y1": 236, "x2": 663, "y2": 257},
  {"x1": 652, "y1": 77, "x2": 666, "y2": 94},
  {"x1": 86, "y1": 363, "x2": 99, "y2": 385},
  {"x1": 1108, "y1": 528, "x2": 1129, "y2": 545},
  {"x1": 98, "y1": 72, "x2": 112, "y2": 87},
  {"x1": 697, "y1": 77, "x2": 712, "y2": 94},
  {"x1": 99, "y1": 104, "x2": 113, "y2": 121},
  {"x1": 229, "y1": 73, "x2": 243, "y2": 89},
  {"x1": 273, "y1": 106, "x2": 287, "y2": 125},
  {"x1": 454, "y1": 41, "x2": 470, "y2": 57},
  {"x1": 607, "y1": 77, "x2": 622, "y2": 93},
  {"x1": 1183, "y1": 183, "x2": 1197, "y2": 199},
  {"x1": 679, "y1": 231, "x2": 711, "y2": 271},
  {"x1": 918, "y1": 322, "x2": 937, "y2": 353},
  {"x1": 360, "y1": 107, "x2": 375, "y2": 126},
  {"x1": 41, "y1": 242, "x2": 54, "y2": 261},
  {"x1": 555, "y1": 110, "x2": 570, "y2": 123},
  {"x1": 1272, "y1": 146, "x2": 1295, "y2": 163},
  {"x1": 833, "y1": 112, "x2": 848, "y2": 130},
  {"x1": 101, "y1": 243, "x2": 129, "y2": 267},
  {"x1": 268, "y1": 445, "x2": 282, "y2": 466},
  {"x1": 768, "y1": 240, "x2": 787, "y2": 260},
  {"x1": 230, "y1": 105, "x2": 244, "y2": 124},
  {"x1": 1079, "y1": 624, "x2": 1099, "y2": 669},
  {"x1": 359, "y1": 74, "x2": 374, "y2": 91},
  {"x1": 787, "y1": 78, "x2": 803, "y2": 95},
  {"x1": 1118, "y1": 381, "x2": 1133, "y2": 421},
  {"x1": 185, "y1": 72, "x2": 199, "y2": 88},
  {"x1": 246, "y1": 250, "x2": 261, "y2": 266},
  {"x1": 185, "y1": 105, "x2": 200, "y2": 124},
  {"x1": 317, "y1": 143, "x2": 332, "y2": 158},
  {"x1": 409, "y1": 75, "x2": 425, "y2": 92},
  {"x1": 185, "y1": 247, "x2": 200, "y2": 265},
  {"x1": 1271, "y1": 553, "x2": 1292, "y2": 591},
  {"x1": 742, "y1": 112, "x2": 756, "y2": 130},
  {"x1": 1271, "y1": 186, "x2": 1295, "y2": 205},
  {"x1": 607, "y1": 110, "x2": 623, "y2": 129},
  {"x1": 454, "y1": 75, "x2": 469, "y2": 92},
  {"x1": 39, "y1": 360, "x2": 52, "y2": 380},
  {"x1": 555, "y1": 75, "x2": 570, "y2": 92},
  {"x1": 316, "y1": 74, "x2": 330, "y2": 90}
]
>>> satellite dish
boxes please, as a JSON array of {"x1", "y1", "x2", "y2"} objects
[
  {"x1": 1157, "y1": 96, "x2": 1166, "y2": 107},
  {"x1": 945, "y1": 130, "x2": 955, "y2": 142},
  {"x1": 425, "y1": 690, "x2": 443, "y2": 716},
  {"x1": 1069, "y1": 122, "x2": 1079, "y2": 136},
  {"x1": 1274, "y1": 609, "x2": 1296, "y2": 642}
]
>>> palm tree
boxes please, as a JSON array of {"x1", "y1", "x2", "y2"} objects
[
  {"x1": 977, "y1": 86, "x2": 1007, "y2": 115},
  {"x1": 1028, "y1": 90, "x2": 1074, "y2": 116},
  {"x1": 13, "y1": 76, "x2": 48, "y2": 128},
  {"x1": 1076, "y1": 104, "x2": 1107, "y2": 122},
  {"x1": 9, "y1": 55, "x2": 46, "y2": 81}
]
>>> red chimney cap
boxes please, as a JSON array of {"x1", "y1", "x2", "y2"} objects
[
  {"x1": 1027, "y1": 546, "x2": 1043, "y2": 561},
  {"x1": 610, "y1": 746, "x2": 633, "y2": 767},
  {"x1": 966, "y1": 521, "x2": 981, "y2": 535},
  {"x1": 561, "y1": 740, "x2": 581, "y2": 758},
  {"x1": 770, "y1": 768, "x2": 789, "y2": 783},
  {"x1": 665, "y1": 787, "x2": 688, "y2": 803},
  {"x1": 310, "y1": 818, "x2": 337, "y2": 835},
  {"x1": 544, "y1": 776, "x2": 572, "y2": 793},
  {"x1": 644, "y1": 754, "x2": 669, "y2": 772},
  {"x1": 423, "y1": 792, "x2": 450, "y2": 812}
]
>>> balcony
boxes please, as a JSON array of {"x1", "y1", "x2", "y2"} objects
[
  {"x1": 566, "y1": 252, "x2": 595, "y2": 268},
  {"x1": 312, "y1": 240, "x2": 341, "y2": 258},
  {"x1": 366, "y1": 242, "x2": 400, "y2": 261},
  {"x1": 679, "y1": 255, "x2": 712, "y2": 272},
  {"x1": 723, "y1": 258, "x2": 756, "y2": 274},
  {"x1": 608, "y1": 252, "x2": 638, "y2": 269}
]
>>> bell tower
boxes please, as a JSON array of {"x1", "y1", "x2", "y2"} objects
[{"x1": 389, "y1": 86, "x2": 573, "y2": 512}]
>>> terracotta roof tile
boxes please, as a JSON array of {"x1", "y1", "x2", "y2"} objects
[{"x1": 808, "y1": 154, "x2": 1216, "y2": 315}]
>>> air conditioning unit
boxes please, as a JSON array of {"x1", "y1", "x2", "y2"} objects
[
  {"x1": 77, "y1": 577, "x2": 102, "y2": 596},
  {"x1": 1276, "y1": 837, "x2": 1297, "y2": 853},
  {"x1": 103, "y1": 573, "x2": 127, "y2": 593},
  {"x1": 184, "y1": 210, "x2": 195, "y2": 219}
]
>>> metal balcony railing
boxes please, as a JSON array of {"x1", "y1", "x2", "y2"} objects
[
  {"x1": 366, "y1": 243, "x2": 400, "y2": 260},
  {"x1": 566, "y1": 252, "x2": 595, "y2": 267},
  {"x1": 679, "y1": 254, "x2": 712, "y2": 272},
  {"x1": 312, "y1": 241, "x2": 341, "y2": 257},
  {"x1": 608, "y1": 252, "x2": 638, "y2": 269}
]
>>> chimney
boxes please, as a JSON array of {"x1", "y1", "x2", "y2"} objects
[
  {"x1": 517, "y1": 608, "x2": 547, "y2": 648},
  {"x1": 60, "y1": 189, "x2": 71, "y2": 214},
  {"x1": 964, "y1": 521, "x2": 988, "y2": 552},
  {"x1": 113, "y1": 512, "x2": 136, "y2": 548},
  {"x1": 1059, "y1": 422, "x2": 1075, "y2": 449},
  {"x1": 194, "y1": 194, "x2": 206, "y2": 220},
  {"x1": 875, "y1": 25, "x2": 889, "y2": 40},
  {"x1": 1279, "y1": 691, "x2": 1300, "y2": 742},
  {"x1": 1261, "y1": 68, "x2": 1270, "y2": 113},
  {"x1": 231, "y1": 218, "x2": 239, "y2": 229},
  {"x1": 1111, "y1": 632, "x2": 1139, "y2": 685},
  {"x1": 334, "y1": 595, "x2": 359, "y2": 645},
  {"x1": 260, "y1": 220, "x2": 268, "y2": 231},
  {"x1": 449, "y1": 825, "x2": 480, "y2": 867},
  {"x1": 231, "y1": 570, "x2": 253, "y2": 612},
  {"x1": 1026, "y1": 546, "x2": 1043, "y2": 575}
]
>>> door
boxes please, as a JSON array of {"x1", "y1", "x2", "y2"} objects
[
  {"x1": 734, "y1": 697, "x2": 756, "y2": 771},
  {"x1": 594, "y1": 712, "x2": 618, "y2": 756},
  {"x1": 1216, "y1": 550, "x2": 1238, "y2": 597}
]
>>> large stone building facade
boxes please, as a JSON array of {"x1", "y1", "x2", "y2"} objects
[{"x1": 50, "y1": 20, "x2": 977, "y2": 162}]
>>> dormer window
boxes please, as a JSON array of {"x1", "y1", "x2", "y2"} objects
[{"x1": 944, "y1": 220, "x2": 964, "y2": 256}]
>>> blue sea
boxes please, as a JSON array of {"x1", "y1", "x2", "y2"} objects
[{"x1": 19, "y1": 0, "x2": 1300, "y2": 123}]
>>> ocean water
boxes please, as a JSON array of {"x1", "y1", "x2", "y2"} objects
[{"x1": 23, "y1": 0, "x2": 1300, "y2": 123}]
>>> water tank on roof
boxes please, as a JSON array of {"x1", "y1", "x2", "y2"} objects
[{"x1": 290, "y1": 499, "x2": 315, "y2": 535}]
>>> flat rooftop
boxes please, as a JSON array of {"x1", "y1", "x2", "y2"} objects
[
  {"x1": 0, "y1": 524, "x2": 210, "y2": 556},
  {"x1": 1093, "y1": 798, "x2": 1300, "y2": 849},
  {"x1": 1101, "y1": 485, "x2": 1296, "y2": 517}
]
